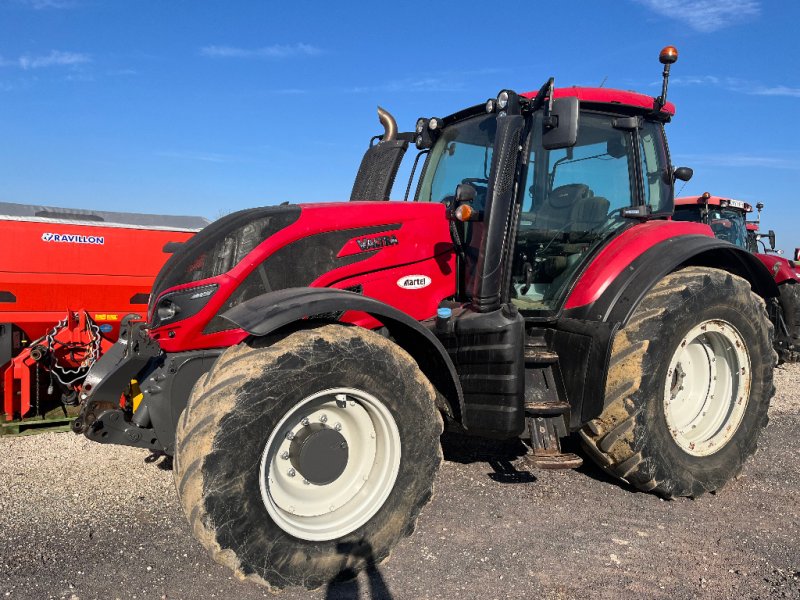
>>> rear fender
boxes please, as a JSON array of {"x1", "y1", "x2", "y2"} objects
[
  {"x1": 568, "y1": 234, "x2": 779, "y2": 325},
  {"x1": 561, "y1": 235, "x2": 778, "y2": 426},
  {"x1": 220, "y1": 287, "x2": 463, "y2": 421}
]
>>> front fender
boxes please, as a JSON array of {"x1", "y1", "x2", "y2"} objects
[{"x1": 220, "y1": 287, "x2": 464, "y2": 422}]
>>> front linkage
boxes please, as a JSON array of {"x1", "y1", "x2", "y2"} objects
[{"x1": 72, "y1": 318, "x2": 162, "y2": 449}]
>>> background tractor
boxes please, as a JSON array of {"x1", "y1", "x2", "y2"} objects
[
  {"x1": 74, "y1": 47, "x2": 779, "y2": 590},
  {"x1": 674, "y1": 193, "x2": 800, "y2": 362}
]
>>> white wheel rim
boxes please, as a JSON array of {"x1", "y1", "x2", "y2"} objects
[
  {"x1": 259, "y1": 387, "x2": 401, "y2": 541},
  {"x1": 663, "y1": 319, "x2": 751, "y2": 456}
]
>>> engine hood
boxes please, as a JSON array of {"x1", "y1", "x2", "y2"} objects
[
  {"x1": 148, "y1": 201, "x2": 456, "y2": 352},
  {"x1": 755, "y1": 252, "x2": 800, "y2": 285}
]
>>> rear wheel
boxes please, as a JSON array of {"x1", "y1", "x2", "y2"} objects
[
  {"x1": 581, "y1": 267, "x2": 776, "y2": 498},
  {"x1": 778, "y1": 282, "x2": 800, "y2": 362},
  {"x1": 174, "y1": 325, "x2": 442, "y2": 590}
]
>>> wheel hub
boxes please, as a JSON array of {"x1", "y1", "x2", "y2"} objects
[
  {"x1": 259, "y1": 387, "x2": 402, "y2": 541},
  {"x1": 289, "y1": 424, "x2": 349, "y2": 485},
  {"x1": 663, "y1": 319, "x2": 751, "y2": 456}
]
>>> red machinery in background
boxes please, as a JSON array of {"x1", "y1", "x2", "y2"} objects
[{"x1": 0, "y1": 201, "x2": 208, "y2": 431}]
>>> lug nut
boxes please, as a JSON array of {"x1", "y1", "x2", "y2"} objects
[
  {"x1": 280, "y1": 451, "x2": 289, "y2": 460},
  {"x1": 301, "y1": 417, "x2": 310, "y2": 426},
  {"x1": 287, "y1": 468, "x2": 296, "y2": 477},
  {"x1": 334, "y1": 423, "x2": 342, "y2": 431},
  {"x1": 286, "y1": 431, "x2": 295, "y2": 440},
  {"x1": 320, "y1": 414, "x2": 328, "y2": 423}
]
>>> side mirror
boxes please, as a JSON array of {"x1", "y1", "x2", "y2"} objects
[
  {"x1": 542, "y1": 96, "x2": 579, "y2": 150},
  {"x1": 673, "y1": 166, "x2": 693, "y2": 182},
  {"x1": 768, "y1": 229, "x2": 776, "y2": 250}
]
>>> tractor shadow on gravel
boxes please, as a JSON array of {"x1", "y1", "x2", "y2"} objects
[
  {"x1": 144, "y1": 451, "x2": 173, "y2": 470},
  {"x1": 325, "y1": 541, "x2": 393, "y2": 600},
  {"x1": 441, "y1": 431, "x2": 641, "y2": 493},
  {"x1": 440, "y1": 431, "x2": 536, "y2": 484},
  {"x1": 562, "y1": 435, "x2": 640, "y2": 494}
]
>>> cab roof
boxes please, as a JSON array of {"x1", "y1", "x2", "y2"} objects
[
  {"x1": 521, "y1": 87, "x2": 676, "y2": 116},
  {"x1": 675, "y1": 195, "x2": 753, "y2": 213}
]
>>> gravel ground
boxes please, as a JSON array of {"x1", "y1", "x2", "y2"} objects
[{"x1": 1, "y1": 364, "x2": 798, "y2": 600}]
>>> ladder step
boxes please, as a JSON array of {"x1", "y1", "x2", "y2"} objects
[
  {"x1": 524, "y1": 400, "x2": 571, "y2": 416},
  {"x1": 524, "y1": 348, "x2": 558, "y2": 365},
  {"x1": 524, "y1": 452, "x2": 583, "y2": 470}
]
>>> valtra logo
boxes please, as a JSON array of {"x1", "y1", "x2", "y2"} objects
[{"x1": 396, "y1": 275, "x2": 431, "y2": 289}]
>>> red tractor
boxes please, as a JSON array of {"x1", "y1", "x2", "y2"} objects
[
  {"x1": 674, "y1": 193, "x2": 800, "y2": 362},
  {"x1": 75, "y1": 47, "x2": 778, "y2": 589}
]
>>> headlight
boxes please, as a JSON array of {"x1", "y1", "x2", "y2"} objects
[
  {"x1": 157, "y1": 299, "x2": 180, "y2": 321},
  {"x1": 497, "y1": 91, "x2": 509, "y2": 109},
  {"x1": 151, "y1": 284, "x2": 218, "y2": 329}
]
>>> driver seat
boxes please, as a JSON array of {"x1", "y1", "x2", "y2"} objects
[
  {"x1": 570, "y1": 196, "x2": 610, "y2": 231},
  {"x1": 534, "y1": 183, "x2": 593, "y2": 230}
]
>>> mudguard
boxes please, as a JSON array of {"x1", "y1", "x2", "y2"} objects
[
  {"x1": 566, "y1": 234, "x2": 779, "y2": 324},
  {"x1": 559, "y1": 233, "x2": 779, "y2": 428},
  {"x1": 220, "y1": 287, "x2": 464, "y2": 421}
]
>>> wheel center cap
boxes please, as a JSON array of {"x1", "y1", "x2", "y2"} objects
[{"x1": 289, "y1": 424, "x2": 349, "y2": 485}]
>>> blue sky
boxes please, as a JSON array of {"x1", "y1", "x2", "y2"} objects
[{"x1": 1, "y1": 0, "x2": 798, "y2": 253}]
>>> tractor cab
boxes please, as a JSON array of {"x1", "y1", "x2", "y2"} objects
[
  {"x1": 673, "y1": 193, "x2": 753, "y2": 249},
  {"x1": 673, "y1": 193, "x2": 780, "y2": 254},
  {"x1": 409, "y1": 85, "x2": 677, "y2": 315},
  {"x1": 391, "y1": 68, "x2": 687, "y2": 317}
]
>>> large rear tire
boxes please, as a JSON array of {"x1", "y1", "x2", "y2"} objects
[
  {"x1": 174, "y1": 325, "x2": 442, "y2": 590},
  {"x1": 580, "y1": 267, "x2": 776, "y2": 498},
  {"x1": 778, "y1": 282, "x2": 800, "y2": 362}
]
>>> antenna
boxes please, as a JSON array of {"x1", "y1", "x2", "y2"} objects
[{"x1": 598, "y1": 76, "x2": 608, "y2": 88}]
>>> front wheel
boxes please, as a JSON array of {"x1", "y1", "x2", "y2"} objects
[
  {"x1": 173, "y1": 325, "x2": 442, "y2": 590},
  {"x1": 581, "y1": 267, "x2": 776, "y2": 498}
]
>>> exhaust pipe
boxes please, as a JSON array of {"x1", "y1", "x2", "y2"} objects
[{"x1": 377, "y1": 106, "x2": 397, "y2": 142}]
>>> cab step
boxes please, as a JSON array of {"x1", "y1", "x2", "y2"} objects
[
  {"x1": 525, "y1": 452, "x2": 584, "y2": 470},
  {"x1": 524, "y1": 399, "x2": 571, "y2": 416},
  {"x1": 522, "y1": 414, "x2": 583, "y2": 471},
  {"x1": 524, "y1": 348, "x2": 559, "y2": 366}
]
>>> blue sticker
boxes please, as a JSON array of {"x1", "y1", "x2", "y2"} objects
[{"x1": 99, "y1": 324, "x2": 113, "y2": 333}]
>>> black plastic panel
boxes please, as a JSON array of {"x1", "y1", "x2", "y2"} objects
[
  {"x1": 241, "y1": 225, "x2": 395, "y2": 295},
  {"x1": 0, "y1": 323, "x2": 11, "y2": 368},
  {"x1": 139, "y1": 348, "x2": 225, "y2": 454},
  {"x1": 436, "y1": 305, "x2": 525, "y2": 437},
  {"x1": 129, "y1": 293, "x2": 149, "y2": 305},
  {"x1": 151, "y1": 206, "x2": 301, "y2": 304},
  {"x1": 351, "y1": 140, "x2": 409, "y2": 201}
]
